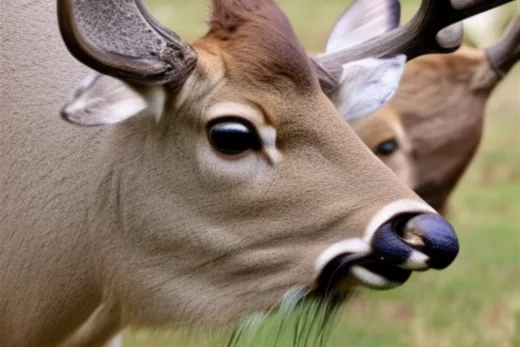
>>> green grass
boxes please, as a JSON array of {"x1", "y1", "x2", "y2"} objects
[{"x1": 122, "y1": 1, "x2": 520, "y2": 346}]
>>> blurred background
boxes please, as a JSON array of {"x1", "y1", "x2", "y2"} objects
[{"x1": 122, "y1": 1, "x2": 520, "y2": 346}]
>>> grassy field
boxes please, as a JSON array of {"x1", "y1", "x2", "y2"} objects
[{"x1": 122, "y1": 1, "x2": 520, "y2": 346}]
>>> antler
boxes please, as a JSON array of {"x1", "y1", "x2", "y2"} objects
[
  {"x1": 57, "y1": 0, "x2": 197, "y2": 86},
  {"x1": 486, "y1": 15, "x2": 520, "y2": 77},
  {"x1": 315, "y1": 0, "x2": 515, "y2": 76}
]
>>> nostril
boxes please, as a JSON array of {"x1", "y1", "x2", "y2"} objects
[
  {"x1": 370, "y1": 213, "x2": 422, "y2": 266},
  {"x1": 405, "y1": 214, "x2": 459, "y2": 270},
  {"x1": 392, "y1": 213, "x2": 425, "y2": 247}
]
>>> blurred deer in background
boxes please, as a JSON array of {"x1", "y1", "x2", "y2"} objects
[
  {"x1": 327, "y1": 5, "x2": 520, "y2": 216},
  {"x1": 0, "y1": 0, "x2": 513, "y2": 346}
]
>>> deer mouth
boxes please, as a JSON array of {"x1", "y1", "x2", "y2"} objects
[
  {"x1": 314, "y1": 252, "x2": 413, "y2": 298},
  {"x1": 312, "y1": 217, "x2": 416, "y2": 298}
]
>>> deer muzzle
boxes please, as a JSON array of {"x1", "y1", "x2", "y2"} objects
[{"x1": 315, "y1": 200, "x2": 459, "y2": 296}]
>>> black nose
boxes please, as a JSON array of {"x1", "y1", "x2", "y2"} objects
[{"x1": 371, "y1": 213, "x2": 459, "y2": 270}]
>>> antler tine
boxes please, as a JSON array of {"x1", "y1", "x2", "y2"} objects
[
  {"x1": 315, "y1": 0, "x2": 515, "y2": 73},
  {"x1": 486, "y1": 16, "x2": 520, "y2": 77}
]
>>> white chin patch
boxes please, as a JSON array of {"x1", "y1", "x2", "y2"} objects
[{"x1": 350, "y1": 266, "x2": 400, "y2": 290}]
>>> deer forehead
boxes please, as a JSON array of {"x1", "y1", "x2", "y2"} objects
[{"x1": 178, "y1": 37, "x2": 335, "y2": 136}]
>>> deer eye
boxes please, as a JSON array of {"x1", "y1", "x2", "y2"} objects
[
  {"x1": 376, "y1": 139, "x2": 398, "y2": 156},
  {"x1": 207, "y1": 117, "x2": 262, "y2": 155}
]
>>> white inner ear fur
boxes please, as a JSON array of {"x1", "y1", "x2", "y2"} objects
[
  {"x1": 333, "y1": 55, "x2": 406, "y2": 122},
  {"x1": 325, "y1": 3, "x2": 399, "y2": 53},
  {"x1": 62, "y1": 74, "x2": 166, "y2": 126},
  {"x1": 325, "y1": 0, "x2": 400, "y2": 53}
]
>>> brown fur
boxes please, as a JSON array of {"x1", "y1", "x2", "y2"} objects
[
  {"x1": 1, "y1": 1, "x2": 437, "y2": 347},
  {"x1": 203, "y1": 0, "x2": 316, "y2": 92},
  {"x1": 351, "y1": 45, "x2": 503, "y2": 215},
  {"x1": 351, "y1": 109, "x2": 416, "y2": 190}
]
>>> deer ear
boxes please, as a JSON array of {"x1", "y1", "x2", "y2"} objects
[
  {"x1": 333, "y1": 55, "x2": 406, "y2": 121},
  {"x1": 325, "y1": 0, "x2": 400, "y2": 53},
  {"x1": 323, "y1": 0, "x2": 404, "y2": 121},
  {"x1": 61, "y1": 74, "x2": 166, "y2": 126}
]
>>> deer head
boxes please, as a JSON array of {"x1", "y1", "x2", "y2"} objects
[
  {"x1": 332, "y1": 6, "x2": 519, "y2": 215},
  {"x1": 55, "y1": 0, "x2": 508, "y2": 330}
]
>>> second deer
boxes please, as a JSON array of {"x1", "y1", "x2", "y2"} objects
[{"x1": 328, "y1": 5, "x2": 519, "y2": 215}]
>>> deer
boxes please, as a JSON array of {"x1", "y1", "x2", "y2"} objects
[
  {"x1": 0, "y1": 0, "x2": 512, "y2": 347},
  {"x1": 329, "y1": 6, "x2": 520, "y2": 216}
]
